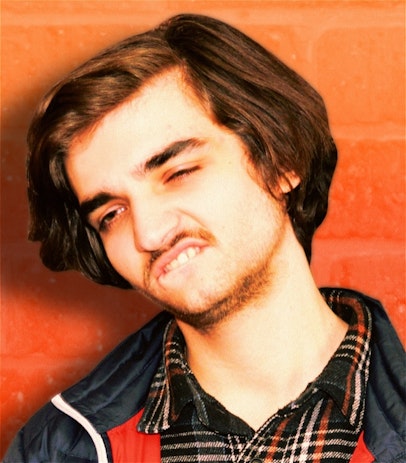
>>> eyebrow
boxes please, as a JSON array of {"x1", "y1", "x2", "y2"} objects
[
  {"x1": 80, "y1": 192, "x2": 115, "y2": 221},
  {"x1": 136, "y1": 137, "x2": 204, "y2": 176},
  {"x1": 79, "y1": 137, "x2": 204, "y2": 220}
]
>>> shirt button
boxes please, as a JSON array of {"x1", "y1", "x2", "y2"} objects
[{"x1": 250, "y1": 459, "x2": 263, "y2": 463}]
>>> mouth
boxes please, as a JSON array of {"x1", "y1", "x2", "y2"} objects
[
  {"x1": 164, "y1": 246, "x2": 201, "y2": 273},
  {"x1": 151, "y1": 237, "x2": 208, "y2": 282}
]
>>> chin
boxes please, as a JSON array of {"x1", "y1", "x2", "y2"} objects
[{"x1": 160, "y1": 290, "x2": 249, "y2": 331}]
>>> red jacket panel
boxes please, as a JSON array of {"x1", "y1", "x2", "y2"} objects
[
  {"x1": 107, "y1": 409, "x2": 160, "y2": 463},
  {"x1": 349, "y1": 432, "x2": 375, "y2": 463}
]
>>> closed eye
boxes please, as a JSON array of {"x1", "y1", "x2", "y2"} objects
[{"x1": 165, "y1": 166, "x2": 200, "y2": 183}]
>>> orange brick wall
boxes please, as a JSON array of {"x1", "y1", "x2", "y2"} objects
[{"x1": 1, "y1": 0, "x2": 404, "y2": 456}]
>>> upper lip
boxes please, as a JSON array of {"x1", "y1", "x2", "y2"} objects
[{"x1": 151, "y1": 237, "x2": 208, "y2": 281}]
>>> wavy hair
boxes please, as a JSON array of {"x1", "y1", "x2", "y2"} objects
[{"x1": 27, "y1": 14, "x2": 337, "y2": 288}]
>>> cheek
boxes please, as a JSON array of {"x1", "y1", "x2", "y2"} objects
[{"x1": 103, "y1": 235, "x2": 142, "y2": 280}]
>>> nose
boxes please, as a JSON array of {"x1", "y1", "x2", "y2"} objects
[{"x1": 130, "y1": 196, "x2": 180, "y2": 253}]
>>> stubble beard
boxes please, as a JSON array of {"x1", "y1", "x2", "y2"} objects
[
  {"x1": 139, "y1": 249, "x2": 275, "y2": 332},
  {"x1": 138, "y1": 222, "x2": 283, "y2": 332},
  {"x1": 169, "y1": 260, "x2": 273, "y2": 331}
]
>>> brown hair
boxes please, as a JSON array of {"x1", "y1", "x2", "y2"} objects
[{"x1": 27, "y1": 14, "x2": 337, "y2": 288}]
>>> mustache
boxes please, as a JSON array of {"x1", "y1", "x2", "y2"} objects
[
  {"x1": 145, "y1": 229, "x2": 216, "y2": 279},
  {"x1": 151, "y1": 229, "x2": 215, "y2": 263}
]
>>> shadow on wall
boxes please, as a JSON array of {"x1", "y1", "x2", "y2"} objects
[{"x1": 1, "y1": 86, "x2": 161, "y2": 453}]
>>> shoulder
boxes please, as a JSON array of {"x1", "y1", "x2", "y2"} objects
[
  {"x1": 320, "y1": 287, "x2": 404, "y2": 389},
  {"x1": 61, "y1": 310, "x2": 172, "y2": 432},
  {"x1": 321, "y1": 288, "x2": 406, "y2": 463},
  {"x1": 364, "y1": 295, "x2": 405, "y2": 463},
  {"x1": 4, "y1": 401, "x2": 99, "y2": 462},
  {"x1": 322, "y1": 287, "x2": 406, "y2": 463},
  {"x1": 4, "y1": 311, "x2": 172, "y2": 462}
]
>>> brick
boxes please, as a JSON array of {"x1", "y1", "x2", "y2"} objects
[
  {"x1": 2, "y1": 24, "x2": 139, "y2": 130},
  {"x1": 1, "y1": 245, "x2": 160, "y2": 355},
  {"x1": 312, "y1": 239, "x2": 405, "y2": 345},
  {"x1": 315, "y1": 26, "x2": 405, "y2": 127},
  {"x1": 317, "y1": 139, "x2": 405, "y2": 241}
]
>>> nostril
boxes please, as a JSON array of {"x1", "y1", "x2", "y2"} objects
[
  {"x1": 150, "y1": 249, "x2": 163, "y2": 264},
  {"x1": 132, "y1": 207, "x2": 181, "y2": 254}
]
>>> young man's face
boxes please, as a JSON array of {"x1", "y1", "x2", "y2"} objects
[{"x1": 66, "y1": 70, "x2": 295, "y2": 329}]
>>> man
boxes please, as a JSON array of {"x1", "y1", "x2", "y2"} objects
[{"x1": 5, "y1": 14, "x2": 404, "y2": 463}]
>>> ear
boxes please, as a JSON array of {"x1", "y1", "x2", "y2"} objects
[{"x1": 278, "y1": 170, "x2": 301, "y2": 194}]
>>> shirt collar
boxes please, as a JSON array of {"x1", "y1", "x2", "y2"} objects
[
  {"x1": 138, "y1": 320, "x2": 251, "y2": 434},
  {"x1": 315, "y1": 288, "x2": 372, "y2": 429},
  {"x1": 139, "y1": 289, "x2": 372, "y2": 434},
  {"x1": 138, "y1": 321, "x2": 192, "y2": 433}
]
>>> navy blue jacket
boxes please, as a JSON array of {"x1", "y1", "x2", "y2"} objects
[{"x1": 4, "y1": 289, "x2": 405, "y2": 462}]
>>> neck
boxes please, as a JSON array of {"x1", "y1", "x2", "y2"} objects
[{"x1": 177, "y1": 235, "x2": 348, "y2": 429}]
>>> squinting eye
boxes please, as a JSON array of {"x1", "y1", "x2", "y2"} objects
[
  {"x1": 99, "y1": 206, "x2": 126, "y2": 232},
  {"x1": 166, "y1": 166, "x2": 199, "y2": 183}
]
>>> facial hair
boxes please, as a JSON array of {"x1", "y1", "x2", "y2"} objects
[
  {"x1": 162, "y1": 256, "x2": 274, "y2": 331},
  {"x1": 137, "y1": 227, "x2": 279, "y2": 332}
]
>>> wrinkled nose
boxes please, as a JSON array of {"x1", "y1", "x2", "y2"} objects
[{"x1": 131, "y1": 198, "x2": 180, "y2": 253}]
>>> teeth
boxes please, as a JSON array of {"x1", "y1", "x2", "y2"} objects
[
  {"x1": 186, "y1": 247, "x2": 198, "y2": 259},
  {"x1": 165, "y1": 247, "x2": 199, "y2": 272}
]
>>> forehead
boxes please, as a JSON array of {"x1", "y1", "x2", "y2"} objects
[
  {"x1": 69, "y1": 69, "x2": 215, "y2": 163},
  {"x1": 65, "y1": 69, "x2": 234, "y2": 201}
]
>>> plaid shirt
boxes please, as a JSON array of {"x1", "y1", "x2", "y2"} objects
[{"x1": 139, "y1": 289, "x2": 372, "y2": 462}]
